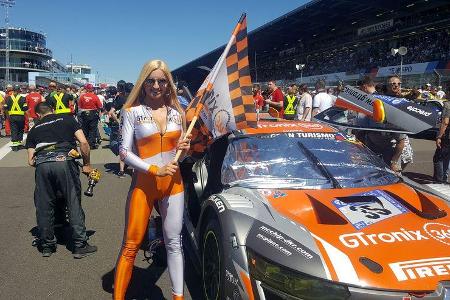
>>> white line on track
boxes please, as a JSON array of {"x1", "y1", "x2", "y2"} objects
[{"x1": 0, "y1": 133, "x2": 27, "y2": 160}]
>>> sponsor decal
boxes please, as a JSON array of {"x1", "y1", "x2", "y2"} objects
[
  {"x1": 212, "y1": 109, "x2": 231, "y2": 137},
  {"x1": 212, "y1": 197, "x2": 225, "y2": 213},
  {"x1": 335, "y1": 132, "x2": 362, "y2": 145},
  {"x1": 296, "y1": 123, "x2": 324, "y2": 129},
  {"x1": 373, "y1": 94, "x2": 408, "y2": 106},
  {"x1": 55, "y1": 155, "x2": 66, "y2": 162},
  {"x1": 258, "y1": 226, "x2": 313, "y2": 259},
  {"x1": 233, "y1": 289, "x2": 240, "y2": 300},
  {"x1": 258, "y1": 123, "x2": 306, "y2": 128},
  {"x1": 339, "y1": 222, "x2": 450, "y2": 248},
  {"x1": 256, "y1": 233, "x2": 292, "y2": 256},
  {"x1": 423, "y1": 223, "x2": 450, "y2": 246},
  {"x1": 225, "y1": 269, "x2": 239, "y2": 286},
  {"x1": 389, "y1": 257, "x2": 450, "y2": 281},
  {"x1": 406, "y1": 105, "x2": 432, "y2": 117},
  {"x1": 33, "y1": 117, "x2": 64, "y2": 129},
  {"x1": 136, "y1": 115, "x2": 154, "y2": 125},
  {"x1": 332, "y1": 190, "x2": 408, "y2": 230},
  {"x1": 260, "y1": 132, "x2": 335, "y2": 139},
  {"x1": 273, "y1": 190, "x2": 287, "y2": 199},
  {"x1": 343, "y1": 86, "x2": 373, "y2": 106},
  {"x1": 258, "y1": 189, "x2": 273, "y2": 197}
]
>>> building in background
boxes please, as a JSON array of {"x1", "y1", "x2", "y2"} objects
[
  {"x1": 0, "y1": 26, "x2": 97, "y2": 88},
  {"x1": 66, "y1": 63, "x2": 91, "y2": 75},
  {"x1": 173, "y1": 0, "x2": 450, "y2": 90},
  {"x1": 0, "y1": 27, "x2": 66, "y2": 84}
]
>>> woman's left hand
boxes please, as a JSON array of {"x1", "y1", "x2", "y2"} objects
[{"x1": 177, "y1": 134, "x2": 192, "y2": 151}]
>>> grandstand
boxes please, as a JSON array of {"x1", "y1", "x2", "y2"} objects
[{"x1": 173, "y1": 0, "x2": 450, "y2": 91}]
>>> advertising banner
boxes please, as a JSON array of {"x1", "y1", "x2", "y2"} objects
[
  {"x1": 376, "y1": 61, "x2": 439, "y2": 77},
  {"x1": 357, "y1": 19, "x2": 393, "y2": 36}
]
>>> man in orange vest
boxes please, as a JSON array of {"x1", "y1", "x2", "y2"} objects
[{"x1": 3, "y1": 85, "x2": 28, "y2": 151}]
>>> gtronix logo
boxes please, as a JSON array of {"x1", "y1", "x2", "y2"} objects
[
  {"x1": 389, "y1": 257, "x2": 450, "y2": 281},
  {"x1": 406, "y1": 105, "x2": 432, "y2": 116},
  {"x1": 339, "y1": 223, "x2": 450, "y2": 248}
]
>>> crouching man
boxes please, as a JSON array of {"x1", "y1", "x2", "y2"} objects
[{"x1": 25, "y1": 102, "x2": 97, "y2": 258}]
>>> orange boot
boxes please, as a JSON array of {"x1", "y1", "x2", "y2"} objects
[{"x1": 172, "y1": 294, "x2": 184, "y2": 300}]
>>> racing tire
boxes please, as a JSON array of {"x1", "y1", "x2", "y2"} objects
[{"x1": 202, "y1": 219, "x2": 224, "y2": 300}]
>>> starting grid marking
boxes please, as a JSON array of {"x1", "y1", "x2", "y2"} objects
[{"x1": 0, "y1": 133, "x2": 27, "y2": 161}]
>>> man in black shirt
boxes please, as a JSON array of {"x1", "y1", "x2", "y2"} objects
[
  {"x1": 25, "y1": 102, "x2": 97, "y2": 258},
  {"x1": 107, "y1": 81, "x2": 128, "y2": 177}
]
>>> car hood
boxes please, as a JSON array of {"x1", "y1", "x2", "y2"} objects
[{"x1": 259, "y1": 183, "x2": 450, "y2": 292}]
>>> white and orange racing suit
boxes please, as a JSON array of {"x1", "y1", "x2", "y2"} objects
[{"x1": 114, "y1": 105, "x2": 184, "y2": 299}]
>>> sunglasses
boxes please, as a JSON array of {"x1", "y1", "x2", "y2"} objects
[{"x1": 144, "y1": 78, "x2": 168, "y2": 86}]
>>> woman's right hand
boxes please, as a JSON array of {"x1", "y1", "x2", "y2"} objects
[{"x1": 156, "y1": 161, "x2": 178, "y2": 177}]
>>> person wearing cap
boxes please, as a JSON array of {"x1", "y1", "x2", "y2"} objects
[
  {"x1": 3, "y1": 85, "x2": 28, "y2": 151},
  {"x1": 78, "y1": 83, "x2": 102, "y2": 149},
  {"x1": 45, "y1": 82, "x2": 74, "y2": 116}
]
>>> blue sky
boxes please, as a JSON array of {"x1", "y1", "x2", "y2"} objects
[{"x1": 12, "y1": 1, "x2": 308, "y2": 83}]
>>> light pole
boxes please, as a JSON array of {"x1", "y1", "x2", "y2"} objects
[
  {"x1": 0, "y1": 0, "x2": 15, "y2": 84},
  {"x1": 295, "y1": 63, "x2": 305, "y2": 83},
  {"x1": 391, "y1": 46, "x2": 407, "y2": 80}
]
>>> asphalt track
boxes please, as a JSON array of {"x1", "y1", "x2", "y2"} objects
[{"x1": 0, "y1": 133, "x2": 438, "y2": 300}]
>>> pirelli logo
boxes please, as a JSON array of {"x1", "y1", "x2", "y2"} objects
[{"x1": 389, "y1": 257, "x2": 450, "y2": 281}]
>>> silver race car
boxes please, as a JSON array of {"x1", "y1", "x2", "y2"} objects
[{"x1": 180, "y1": 120, "x2": 450, "y2": 300}]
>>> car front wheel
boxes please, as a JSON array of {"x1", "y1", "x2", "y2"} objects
[{"x1": 202, "y1": 219, "x2": 224, "y2": 300}]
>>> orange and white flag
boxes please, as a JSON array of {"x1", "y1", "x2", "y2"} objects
[{"x1": 186, "y1": 14, "x2": 256, "y2": 157}]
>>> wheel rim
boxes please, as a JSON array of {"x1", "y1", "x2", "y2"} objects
[{"x1": 203, "y1": 230, "x2": 220, "y2": 300}]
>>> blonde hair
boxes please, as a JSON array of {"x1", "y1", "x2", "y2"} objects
[{"x1": 124, "y1": 60, "x2": 184, "y2": 117}]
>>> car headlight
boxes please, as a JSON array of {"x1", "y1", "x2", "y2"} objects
[{"x1": 248, "y1": 249, "x2": 350, "y2": 300}]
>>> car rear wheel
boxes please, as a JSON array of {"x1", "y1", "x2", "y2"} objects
[{"x1": 202, "y1": 219, "x2": 224, "y2": 300}]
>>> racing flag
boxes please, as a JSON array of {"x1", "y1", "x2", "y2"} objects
[{"x1": 181, "y1": 13, "x2": 257, "y2": 159}]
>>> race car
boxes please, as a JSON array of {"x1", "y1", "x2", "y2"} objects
[{"x1": 180, "y1": 120, "x2": 450, "y2": 300}]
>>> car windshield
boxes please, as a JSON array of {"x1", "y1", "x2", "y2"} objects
[{"x1": 221, "y1": 133, "x2": 399, "y2": 189}]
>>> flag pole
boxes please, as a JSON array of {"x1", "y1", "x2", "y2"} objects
[{"x1": 174, "y1": 14, "x2": 246, "y2": 162}]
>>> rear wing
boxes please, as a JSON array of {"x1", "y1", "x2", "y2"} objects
[{"x1": 314, "y1": 85, "x2": 442, "y2": 136}]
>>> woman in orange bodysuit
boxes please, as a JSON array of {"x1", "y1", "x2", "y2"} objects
[{"x1": 113, "y1": 60, "x2": 190, "y2": 300}]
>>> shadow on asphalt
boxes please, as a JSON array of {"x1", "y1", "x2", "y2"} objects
[
  {"x1": 102, "y1": 264, "x2": 166, "y2": 300},
  {"x1": 403, "y1": 171, "x2": 436, "y2": 184},
  {"x1": 101, "y1": 245, "x2": 204, "y2": 300},
  {"x1": 104, "y1": 163, "x2": 134, "y2": 177},
  {"x1": 30, "y1": 225, "x2": 96, "y2": 253}
]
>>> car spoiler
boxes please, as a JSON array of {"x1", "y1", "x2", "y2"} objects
[{"x1": 314, "y1": 85, "x2": 441, "y2": 135}]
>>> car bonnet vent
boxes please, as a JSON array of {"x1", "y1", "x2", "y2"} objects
[
  {"x1": 383, "y1": 190, "x2": 447, "y2": 220},
  {"x1": 359, "y1": 257, "x2": 383, "y2": 274},
  {"x1": 225, "y1": 194, "x2": 254, "y2": 209},
  {"x1": 307, "y1": 194, "x2": 348, "y2": 225}
]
